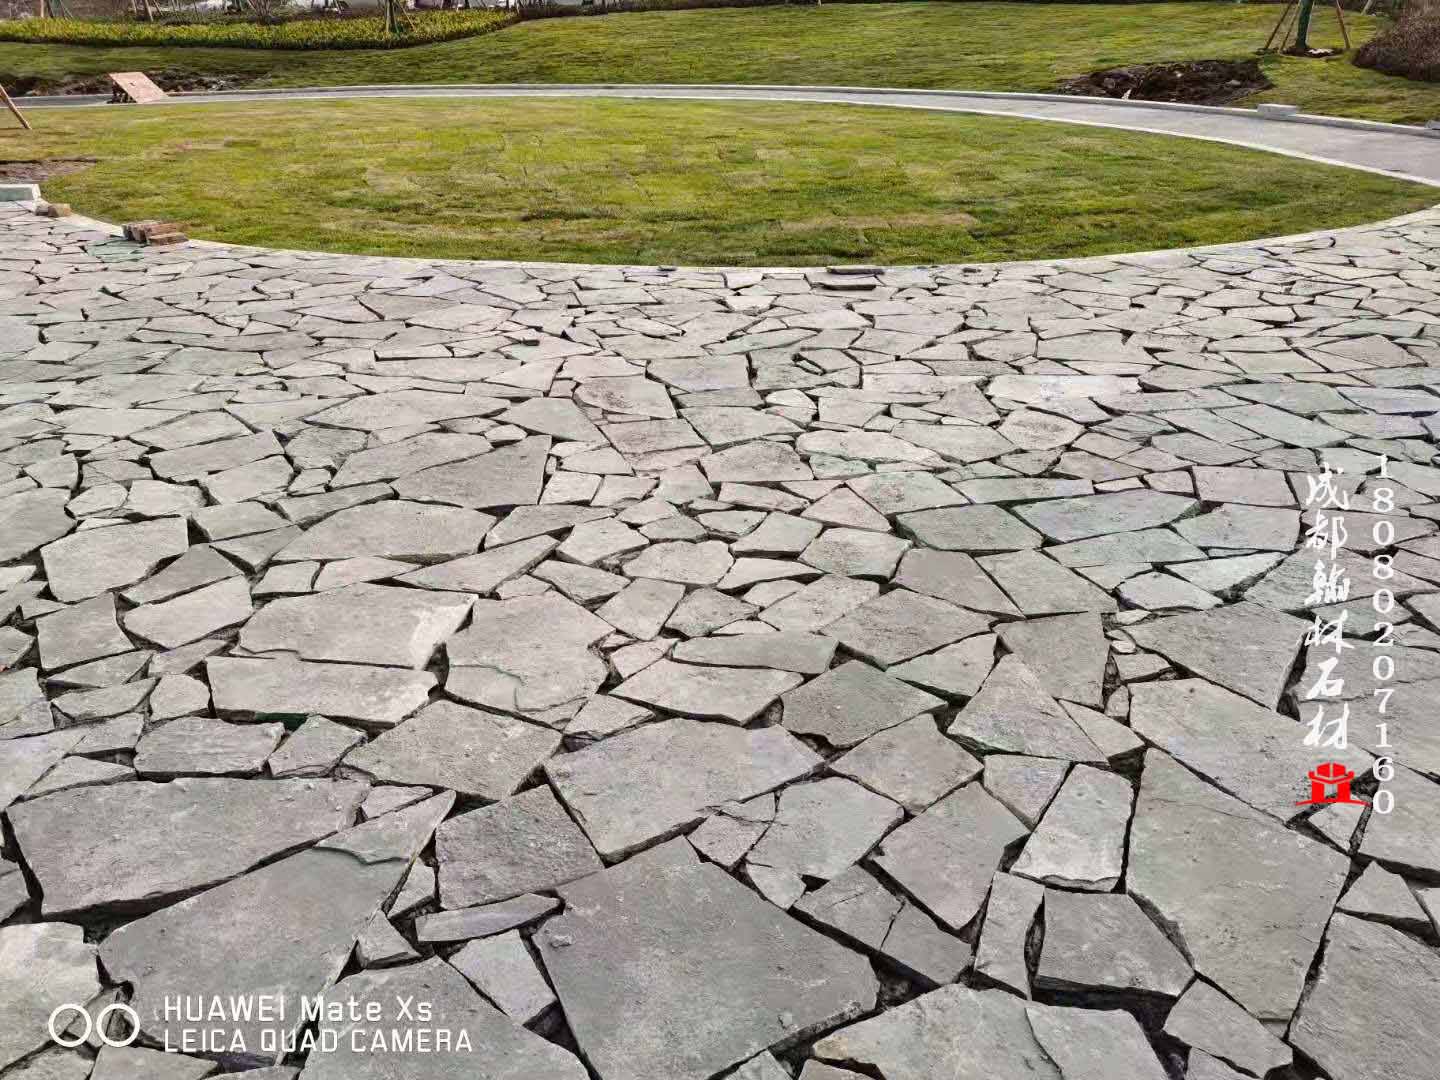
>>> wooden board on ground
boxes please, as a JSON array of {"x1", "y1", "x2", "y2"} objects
[
  {"x1": 0, "y1": 83, "x2": 31, "y2": 130},
  {"x1": 108, "y1": 72, "x2": 168, "y2": 105}
]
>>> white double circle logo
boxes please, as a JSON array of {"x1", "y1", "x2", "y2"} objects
[{"x1": 47, "y1": 1002, "x2": 140, "y2": 1049}]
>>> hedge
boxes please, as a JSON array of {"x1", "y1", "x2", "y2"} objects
[{"x1": 0, "y1": 11, "x2": 515, "y2": 50}]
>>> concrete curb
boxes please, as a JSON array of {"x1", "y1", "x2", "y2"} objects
[{"x1": 15, "y1": 82, "x2": 1437, "y2": 137}]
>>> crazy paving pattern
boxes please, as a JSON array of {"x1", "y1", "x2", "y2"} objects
[{"x1": 2, "y1": 200, "x2": 1440, "y2": 1080}]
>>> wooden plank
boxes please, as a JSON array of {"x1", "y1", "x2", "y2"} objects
[
  {"x1": 0, "y1": 83, "x2": 31, "y2": 131},
  {"x1": 108, "y1": 72, "x2": 168, "y2": 105}
]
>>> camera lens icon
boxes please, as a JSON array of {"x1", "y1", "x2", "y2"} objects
[{"x1": 48, "y1": 1002, "x2": 140, "y2": 1049}]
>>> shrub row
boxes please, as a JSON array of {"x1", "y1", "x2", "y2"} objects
[
  {"x1": 0, "y1": 10, "x2": 514, "y2": 50},
  {"x1": 1354, "y1": 1, "x2": 1439, "y2": 81}
]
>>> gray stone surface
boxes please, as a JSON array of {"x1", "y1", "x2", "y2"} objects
[
  {"x1": 1290, "y1": 913, "x2": 1440, "y2": 1080},
  {"x1": 0, "y1": 923, "x2": 99, "y2": 1073},
  {"x1": 1163, "y1": 979, "x2": 1293, "y2": 1077},
  {"x1": 1010, "y1": 765, "x2": 1132, "y2": 890},
  {"x1": 536, "y1": 839, "x2": 877, "y2": 1080},
  {"x1": 101, "y1": 794, "x2": 453, "y2": 1067},
  {"x1": 11, "y1": 777, "x2": 366, "y2": 915},
  {"x1": 1036, "y1": 889, "x2": 1192, "y2": 998},
  {"x1": 1128, "y1": 752, "x2": 1346, "y2": 1020},
  {"x1": 344, "y1": 700, "x2": 558, "y2": 799},
  {"x1": 1026, "y1": 1006, "x2": 1168, "y2": 1080},
  {"x1": 546, "y1": 718, "x2": 820, "y2": 858},
  {"x1": 813, "y1": 986, "x2": 1061, "y2": 1080},
  {"x1": 296, "y1": 957, "x2": 585, "y2": 1079},
  {"x1": 4, "y1": 198, "x2": 1440, "y2": 1079},
  {"x1": 875, "y1": 782, "x2": 1028, "y2": 932},
  {"x1": 437, "y1": 785, "x2": 602, "y2": 907}
]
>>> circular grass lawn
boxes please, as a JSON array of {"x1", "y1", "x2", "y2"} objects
[{"x1": 7, "y1": 97, "x2": 1434, "y2": 266}]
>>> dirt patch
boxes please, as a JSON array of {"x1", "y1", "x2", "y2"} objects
[
  {"x1": 1, "y1": 70, "x2": 256, "y2": 98},
  {"x1": 0, "y1": 159, "x2": 96, "y2": 183},
  {"x1": 1056, "y1": 59, "x2": 1273, "y2": 107}
]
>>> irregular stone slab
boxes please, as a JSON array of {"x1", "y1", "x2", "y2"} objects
[
  {"x1": 1128, "y1": 751, "x2": 1346, "y2": 1020},
  {"x1": 1290, "y1": 913, "x2": 1440, "y2": 1080},
  {"x1": 330, "y1": 432, "x2": 494, "y2": 487},
  {"x1": 3, "y1": 1049, "x2": 96, "y2": 1080},
  {"x1": 414, "y1": 893, "x2": 560, "y2": 944},
  {"x1": 394, "y1": 435, "x2": 549, "y2": 510},
  {"x1": 575, "y1": 375, "x2": 676, "y2": 420},
  {"x1": 890, "y1": 421, "x2": 1015, "y2": 463},
  {"x1": 794, "y1": 863, "x2": 903, "y2": 951},
  {"x1": 240, "y1": 583, "x2": 470, "y2": 669},
  {"x1": 0, "y1": 488, "x2": 72, "y2": 563},
  {"x1": 1011, "y1": 765, "x2": 1132, "y2": 891},
  {"x1": 1187, "y1": 1051, "x2": 1252, "y2": 1080},
  {"x1": 874, "y1": 782, "x2": 1028, "y2": 932},
  {"x1": 41, "y1": 517, "x2": 189, "y2": 602},
  {"x1": 888, "y1": 633, "x2": 997, "y2": 699},
  {"x1": 1026, "y1": 1006, "x2": 1168, "y2": 1080},
  {"x1": 100, "y1": 793, "x2": 453, "y2": 1068},
  {"x1": 134, "y1": 716, "x2": 283, "y2": 777},
  {"x1": 449, "y1": 929, "x2": 556, "y2": 1025},
  {"x1": 1175, "y1": 504, "x2": 1299, "y2": 552},
  {"x1": 978, "y1": 550, "x2": 1118, "y2": 615},
  {"x1": 1036, "y1": 889, "x2": 1191, "y2": 999},
  {"x1": 398, "y1": 535, "x2": 556, "y2": 594},
  {"x1": 122, "y1": 544, "x2": 242, "y2": 605},
  {"x1": 812, "y1": 985, "x2": 1060, "y2": 1080},
  {"x1": 1127, "y1": 602, "x2": 1307, "y2": 709},
  {"x1": 438, "y1": 785, "x2": 602, "y2": 908},
  {"x1": 800, "y1": 527, "x2": 911, "y2": 578},
  {"x1": 208, "y1": 657, "x2": 435, "y2": 728},
  {"x1": 297, "y1": 956, "x2": 586, "y2": 1080},
  {"x1": 701, "y1": 440, "x2": 812, "y2": 483},
  {"x1": 996, "y1": 612, "x2": 1107, "y2": 708},
  {"x1": 671, "y1": 631, "x2": 836, "y2": 674},
  {"x1": 0, "y1": 729, "x2": 83, "y2": 812},
  {"x1": 545, "y1": 718, "x2": 820, "y2": 859},
  {"x1": 309, "y1": 389, "x2": 503, "y2": 432},
  {"x1": 612, "y1": 659, "x2": 802, "y2": 723},
  {"x1": 975, "y1": 872, "x2": 1044, "y2": 998},
  {"x1": 0, "y1": 923, "x2": 99, "y2": 1073},
  {"x1": 277, "y1": 500, "x2": 489, "y2": 564},
  {"x1": 1015, "y1": 490, "x2": 1195, "y2": 541},
  {"x1": 1337, "y1": 861, "x2": 1431, "y2": 932},
  {"x1": 344, "y1": 700, "x2": 558, "y2": 800},
  {"x1": 745, "y1": 777, "x2": 903, "y2": 898},
  {"x1": 1358, "y1": 761, "x2": 1440, "y2": 879},
  {"x1": 624, "y1": 539, "x2": 733, "y2": 585},
  {"x1": 1163, "y1": 979, "x2": 1293, "y2": 1078},
  {"x1": 783, "y1": 659, "x2": 944, "y2": 748},
  {"x1": 948, "y1": 655, "x2": 1101, "y2": 762},
  {"x1": 124, "y1": 577, "x2": 254, "y2": 650},
  {"x1": 268, "y1": 716, "x2": 366, "y2": 778},
  {"x1": 536, "y1": 838, "x2": 877, "y2": 1080},
  {"x1": 894, "y1": 549, "x2": 1020, "y2": 616},
  {"x1": 823, "y1": 588, "x2": 990, "y2": 665},
  {"x1": 897, "y1": 505, "x2": 1042, "y2": 553},
  {"x1": 446, "y1": 593, "x2": 611, "y2": 716},
  {"x1": 831, "y1": 713, "x2": 981, "y2": 812},
  {"x1": 89, "y1": 1045, "x2": 219, "y2": 1080},
  {"x1": 35, "y1": 593, "x2": 132, "y2": 671},
  {"x1": 761, "y1": 574, "x2": 880, "y2": 632},
  {"x1": 11, "y1": 777, "x2": 366, "y2": 916},
  {"x1": 1128, "y1": 679, "x2": 1371, "y2": 821}
]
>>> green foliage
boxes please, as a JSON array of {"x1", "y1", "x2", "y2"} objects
[
  {"x1": 13, "y1": 97, "x2": 1435, "y2": 265},
  {"x1": 0, "y1": 11, "x2": 513, "y2": 52}
]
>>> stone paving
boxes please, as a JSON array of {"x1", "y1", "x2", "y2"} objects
[{"x1": 1, "y1": 199, "x2": 1440, "y2": 1079}]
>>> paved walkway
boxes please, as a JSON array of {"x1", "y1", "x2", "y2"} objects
[
  {"x1": 1, "y1": 197, "x2": 1440, "y2": 1080},
  {"x1": 25, "y1": 82, "x2": 1440, "y2": 186}
]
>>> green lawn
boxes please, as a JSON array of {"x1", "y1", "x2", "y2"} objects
[
  {"x1": 1, "y1": 3, "x2": 1437, "y2": 123},
  {"x1": 4, "y1": 98, "x2": 1432, "y2": 265}
]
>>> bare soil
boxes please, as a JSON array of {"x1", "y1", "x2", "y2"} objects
[
  {"x1": 1, "y1": 70, "x2": 254, "y2": 97},
  {"x1": 0, "y1": 158, "x2": 96, "y2": 182},
  {"x1": 1056, "y1": 58, "x2": 1273, "y2": 106}
]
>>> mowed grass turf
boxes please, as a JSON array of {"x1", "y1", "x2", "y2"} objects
[
  {"x1": 2, "y1": 3, "x2": 1438, "y2": 124},
  {"x1": 4, "y1": 98, "x2": 1433, "y2": 265}
]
